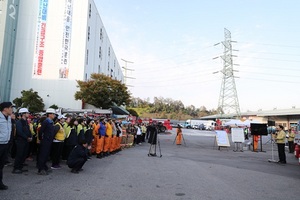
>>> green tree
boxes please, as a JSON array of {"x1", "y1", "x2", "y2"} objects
[
  {"x1": 75, "y1": 73, "x2": 131, "y2": 108},
  {"x1": 13, "y1": 88, "x2": 45, "y2": 113}
]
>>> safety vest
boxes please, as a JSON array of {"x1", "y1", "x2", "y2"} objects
[
  {"x1": 55, "y1": 122, "x2": 65, "y2": 141},
  {"x1": 276, "y1": 130, "x2": 286, "y2": 144},
  {"x1": 288, "y1": 131, "x2": 295, "y2": 142},
  {"x1": 106, "y1": 123, "x2": 113, "y2": 136}
]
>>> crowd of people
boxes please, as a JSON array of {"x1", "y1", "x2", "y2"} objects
[{"x1": 0, "y1": 101, "x2": 152, "y2": 190}]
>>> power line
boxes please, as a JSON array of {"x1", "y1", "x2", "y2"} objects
[
  {"x1": 238, "y1": 42, "x2": 300, "y2": 48},
  {"x1": 238, "y1": 56, "x2": 300, "y2": 63}
]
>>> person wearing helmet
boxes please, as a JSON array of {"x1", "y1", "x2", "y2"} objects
[
  {"x1": 51, "y1": 115, "x2": 67, "y2": 169},
  {"x1": 12, "y1": 108, "x2": 32, "y2": 174},
  {"x1": 37, "y1": 108, "x2": 56, "y2": 175}
]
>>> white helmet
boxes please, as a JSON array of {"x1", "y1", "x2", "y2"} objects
[
  {"x1": 19, "y1": 108, "x2": 29, "y2": 114},
  {"x1": 46, "y1": 108, "x2": 56, "y2": 114}
]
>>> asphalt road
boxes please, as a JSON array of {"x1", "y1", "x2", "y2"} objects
[{"x1": 2, "y1": 129, "x2": 300, "y2": 200}]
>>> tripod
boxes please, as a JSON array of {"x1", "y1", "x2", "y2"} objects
[
  {"x1": 173, "y1": 133, "x2": 186, "y2": 146},
  {"x1": 148, "y1": 128, "x2": 162, "y2": 158},
  {"x1": 268, "y1": 134, "x2": 277, "y2": 163}
]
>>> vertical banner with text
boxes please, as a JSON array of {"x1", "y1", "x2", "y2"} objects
[
  {"x1": 59, "y1": 0, "x2": 73, "y2": 79},
  {"x1": 32, "y1": 0, "x2": 48, "y2": 78}
]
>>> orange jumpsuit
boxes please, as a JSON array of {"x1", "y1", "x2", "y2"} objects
[
  {"x1": 176, "y1": 128, "x2": 182, "y2": 145},
  {"x1": 253, "y1": 135, "x2": 260, "y2": 151},
  {"x1": 104, "y1": 123, "x2": 112, "y2": 153}
]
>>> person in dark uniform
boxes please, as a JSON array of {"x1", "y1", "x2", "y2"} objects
[
  {"x1": 0, "y1": 102, "x2": 13, "y2": 190},
  {"x1": 12, "y1": 108, "x2": 32, "y2": 174},
  {"x1": 67, "y1": 139, "x2": 88, "y2": 174},
  {"x1": 37, "y1": 108, "x2": 56, "y2": 175}
]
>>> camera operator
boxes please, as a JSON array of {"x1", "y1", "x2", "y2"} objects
[{"x1": 275, "y1": 125, "x2": 286, "y2": 164}]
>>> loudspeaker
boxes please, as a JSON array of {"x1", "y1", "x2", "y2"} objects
[
  {"x1": 267, "y1": 120, "x2": 275, "y2": 126},
  {"x1": 250, "y1": 123, "x2": 268, "y2": 135}
]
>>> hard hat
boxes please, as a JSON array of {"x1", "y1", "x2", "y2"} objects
[
  {"x1": 58, "y1": 115, "x2": 66, "y2": 119},
  {"x1": 19, "y1": 108, "x2": 29, "y2": 113},
  {"x1": 46, "y1": 108, "x2": 56, "y2": 114}
]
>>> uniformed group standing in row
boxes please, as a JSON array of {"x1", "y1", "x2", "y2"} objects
[{"x1": 0, "y1": 102, "x2": 138, "y2": 190}]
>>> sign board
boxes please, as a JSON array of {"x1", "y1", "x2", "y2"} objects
[
  {"x1": 231, "y1": 128, "x2": 245, "y2": 143},
  {"x1": 215, "y1": 131, "x2": 230, "y2": 147}
]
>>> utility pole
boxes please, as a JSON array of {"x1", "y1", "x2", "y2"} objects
[
  {"x1": 213, "y1": 28, "x2": 241, "y2": 118},
  {"x1": 121, "y1": 58, "x2": 135, "y2": 87}
]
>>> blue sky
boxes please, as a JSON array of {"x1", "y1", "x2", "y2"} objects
[{"x1": 95, "y1": 0, "x2": 300, "y2": 112}]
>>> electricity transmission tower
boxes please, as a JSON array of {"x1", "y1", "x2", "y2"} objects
[{"x1": 214, "y1": 28, "x2": 241, "y2": 118}]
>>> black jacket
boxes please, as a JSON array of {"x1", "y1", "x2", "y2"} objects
[
  {"x1": 66, "y1": 127, "x2": 78, "y2": 146},
  {"x1": 15, "y1": 118, "x2": 31, "y2": 141},
  {"x1": 67, "y1": 144, "x2": 88, "y2": 166},
  {"x1": 39, "y1": 118, "x2": 55, "y2": 142},
  {"x1": 84, "y1": 128, "x2": 93, "y2": 144}
]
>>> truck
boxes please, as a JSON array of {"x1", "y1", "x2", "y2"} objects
[{"x1": 184, "y1": 119, "x2": 216, "y2": 130}]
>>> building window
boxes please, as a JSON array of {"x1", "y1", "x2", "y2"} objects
[
  {"x1": 85, "y1": 73, "x2": 88, "y2": 81},
  {"x1": 108, "y1": 47, "x2": 110, "y2": 56},
  {"x1": 99, "y1": 46, "x2": 102, "y2": 59},
  {"x1": 86, "y1": 49, "x2": 89, "y2": 65},
  {"x1": 100, "y1": 28, "x2": 103, "y2": 41},
  {"x1": 88, "y1": 26, "x2": 90, "y2": 41},
  {"x1": 98, "y1": 65, "x2": 100, "y2": 73},
  {"x1": 89, "y1": 4, "x2": 91, "y2": 18},
  {"x1": 108, "y1": 62, "x2": 109, "y2": 71}
]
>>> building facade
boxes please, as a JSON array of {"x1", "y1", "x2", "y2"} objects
[
  {"x1": 4, "y1": 0, "x2": 123, "y2": 109},
  {"x1": 0, "y1": 0, "x2": 20, "y2": 102}
]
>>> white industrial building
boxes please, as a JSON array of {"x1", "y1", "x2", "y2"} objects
[{"x1": 1, "y1": 0, "x2": 124, "y2": 109}]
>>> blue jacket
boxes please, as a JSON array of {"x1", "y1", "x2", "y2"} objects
[
  {"x1": 39, "y1": 118, "x2": 55, "y2": 142},
  {"x1": 16, "y1": 118, "x2": 31, "y2": 141},
  {"x1": 98, "y1": 122, "x2": 106, "y2": 136},
  {"x1": 0, "y1": 112, "x2": 11, "y2": 144}
]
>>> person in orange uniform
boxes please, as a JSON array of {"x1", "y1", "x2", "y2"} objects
[
  {"x1": 176, "y1": 125, "x2": 183, "y2": 145},
  {"x1": 253, "y1": 135, "x2": 260, "y2": 151},
  {"x1": 92, "y1": 119, "x2": 99, "y2": 155},
  {"x1": 104, "y1": 118, "x2": 113, "y2": 156},
  {"x1": 96, "y1": 118, "x2": 106, "y2": 158}
]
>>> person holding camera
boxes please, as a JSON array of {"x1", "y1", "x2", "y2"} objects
[{"x1": 275, "y1": 125, "x2": 286, "y2": 164}]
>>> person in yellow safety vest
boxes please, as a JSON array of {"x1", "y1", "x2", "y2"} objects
[
  {"x1": 26, "y1": 117, "x2": 36, "y2": 161},
  {"x1": 77, "y1": 118, "x2": 86, "y2": 144},
  {"x1": 62, "y1": 116, "x2": 71, "y2": 160},
  {"x1": 104, "y1": 118, "x2": 113, "y2": 156},
  {"x1": 176, "y1": 125, "x2": 183, "y2": 145},
  {"x1": 51, "y1": 115, "x2": 67, "y2": 169},
  {"x1": 35, "y1": 116, "x2": 46, "y2": 167},
  {"x1": 275, "y1": 125, "x2": 286, "y2": 164},
  {"x1": 287, "y1": 128, "x2": 295, "y2": 153}
]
